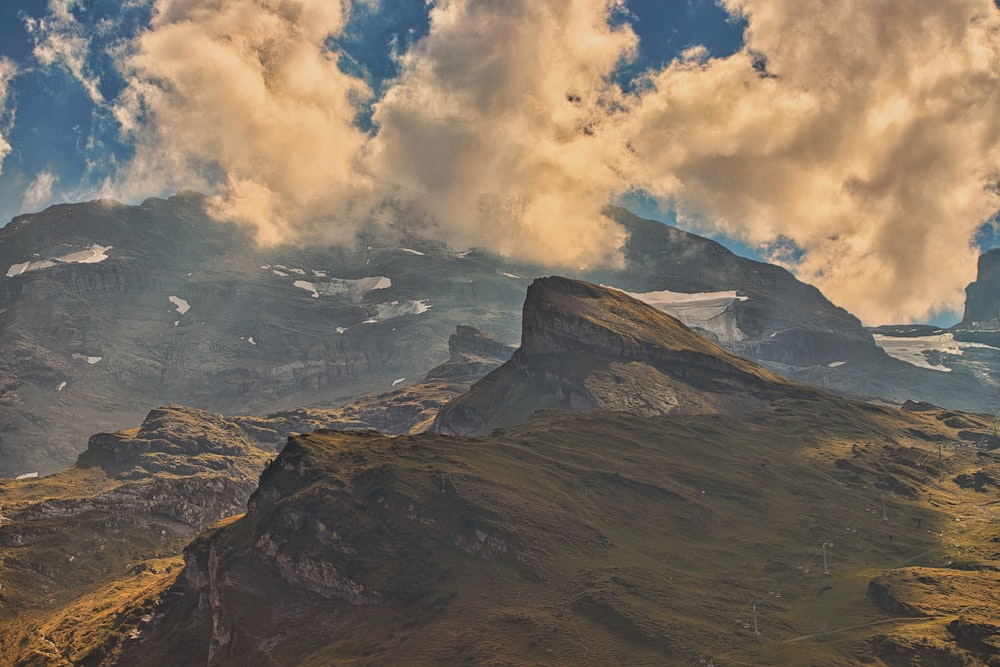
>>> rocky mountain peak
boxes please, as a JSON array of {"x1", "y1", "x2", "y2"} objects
[{"x1": 433, "y1": 277, "x2": 810, "y2": 435}]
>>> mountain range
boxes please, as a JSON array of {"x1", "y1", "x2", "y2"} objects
[
  {"x1": 2, "y1": 274, "x2": 997, "y2": 665},
  {"x1": 4, "y1": 194, "x2": 1000, "y2": 477}
]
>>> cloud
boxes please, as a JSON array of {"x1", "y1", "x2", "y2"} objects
[
  {"x1": 26, "y1": 0, "x2": 106, "y2": 104},
  {"x1": 21, "y1": 170, "x2": 60, "y2": 212},
  {"x1": 100, "y1": 0, "x2": 1000, "y2": 323},
  {"x1": 112, "y1": 0, "x2": 374, "y2": 245},
  {"x1": 367, "y1": 0, "x2": 636, "y2": 267},
  {"x1": 0, "y1": 58, "x2": 17, "y2": 174},
  {"x1": 627, "y1": 0, "x2": 1000, "y2": 323}
]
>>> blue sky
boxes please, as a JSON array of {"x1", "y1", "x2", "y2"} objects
[{"x1": 0, "y1": 1, "x2": 998, "y2": 326}]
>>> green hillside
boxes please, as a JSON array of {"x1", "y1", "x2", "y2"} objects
[{"x1": 126, "y1": 400, "x2": 1000, "y2": 666}]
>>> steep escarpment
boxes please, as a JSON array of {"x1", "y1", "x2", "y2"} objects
[
  {"x1": 955, "y1": 248, "x2": 1000, "y2": 346},
  {"x1": 433, "y1": 277, "x2": 815, "y2": 435}
]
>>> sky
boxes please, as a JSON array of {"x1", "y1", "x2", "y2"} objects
[{"x1": 0, "y1": 1, "x2": 998, "y2": 326}]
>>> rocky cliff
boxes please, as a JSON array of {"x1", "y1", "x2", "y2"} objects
[
  {"x1": 433, "y1": 277, "x2": 816, "y2": 435},
  {"x1": 955, "y1": 248, "x2": 1000, "y2": 346}
]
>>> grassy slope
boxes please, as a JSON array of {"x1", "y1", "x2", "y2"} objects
[{"x1": 133, "y1": 398, "x2": 1000, "y2": 666}]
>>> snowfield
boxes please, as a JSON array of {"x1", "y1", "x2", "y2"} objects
[
  {"x1": 168, "y1": 296, "x2": 190, "y2": 314},
  {"x1": 608, "y1": 286, "x2": 749, "y2": 344},
  {"x1": 291, "y1": 276, "x2": 392, "y2": 301},
  {"x1": 6, "y1": 244, "x2": 112, "y2": 277},
  {"x1": 872, "y1": 333, "x2": 995, "y2": 373}
]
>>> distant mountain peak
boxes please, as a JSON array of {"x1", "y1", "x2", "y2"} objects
[{"x1": 433, "y1": 277, "x2": 810, "y2": 435}]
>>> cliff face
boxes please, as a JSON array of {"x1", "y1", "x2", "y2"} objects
[
  {"x1": 433, "y1": 277, "x2": 813, "y2": 436},
  {"x1": 956, "y1": 249, "x2": 1000, "y2": 342}
]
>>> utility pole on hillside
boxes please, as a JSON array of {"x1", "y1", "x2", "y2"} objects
[
  {"x1": 881, "y1": 492, "x2": 888, "y2": 521},
  {"x1": 751, "y1": 597, "x2": 760, "y2": 636},
  {"x1": 822, "y1": 542, "x2": 830, "y2": 575}
]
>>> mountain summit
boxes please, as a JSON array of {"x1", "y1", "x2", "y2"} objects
[{"x1": 433, "y1": 277, "x2": 812, "y2": 435}]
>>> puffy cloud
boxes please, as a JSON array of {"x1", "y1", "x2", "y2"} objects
[
  {"x1": 113, "y1": 0, "x2": 374, "y2": 244},
  {"x1": 628, "y1": 0, "x2": 1000, "y2": 323},
  {"x1": 21, "y1": 170, "x2": 60, "y2": 212},
  {"x1": 100, "y1": 0, "x2": 1000, "y2": 322},
  {"x1": 368, "y1": 0, "x2": 636, "y2": 267}
]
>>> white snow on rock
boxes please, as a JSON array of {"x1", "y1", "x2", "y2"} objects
[
  {"x1": 873, "y1": 333, "x2": 994, "y2": 373},
  {"x1": 392, "y1": 377, "x2": 406, "y2": 386},
  {"x1": 335, "y1": 327, "x2": 347, "y2": 334},
  {"x1": 56, "y1": 381, "x2": 67, "y2": 391},
  {"x1": 401, "y1": 248, "x2": 425, "y2": 256},
  {"x1": 828, "y1": 361, "x2": 847, "y2": 368},
  {"x1": 290, "y1": 268, "x2": 306, "y2": 275},
  {"x1": 499, "y1": 271, "x2": 521, "y2": 279},
  {"x1": 72, "y1": 354, "x2": 103, "y2": 364},
  {"x1": 292, "y1": 276, "x2": 392, "y2": 302},
  {"x1": 312, "y1": 269, "x2": 328, "y2": 277},
  {"x1": 272, "y1": 269, "x2": 289, "y2": 277},
  {"x1": 247, "y1": 336, "x2": 256, "y2": 346},
  {"x1": 370, "y1": 300, "x2": 432, "y2": 322},
  {"x1": 293, "y1": 280, "x2": 320, "y2": 298},
  {"x1": 168, "y1": 296, "x2": 190, "y2": 314},
  {"x1": 15, "y1": 472, "x2": 38, "y2": 480},
  {"x1": 608, "y1": 286, "x2": 749, "y2": 344},
  {"x1": 6, "y1": 244, "x2": 112, "y2": 277}
]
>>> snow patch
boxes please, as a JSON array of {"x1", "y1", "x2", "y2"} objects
[
  {"x1": 499, "y1": 271, "x2": 521, "y2": 279},
  {"x1": 272, "y1": 270, "x2": 289, "y2": 277},
  {"x1": 6, "y1": 244, "x2": 112, "y2": 277},
  {"x1": 293, "y1": 276, "x2": 392, "y2": 301},
  {"x1": 168, "y1": 296, "x2": 190, "y2": 314},
  {"x1": 293, "y1": 280, "x2": 320, "y2": 298},
  {"x1": 401, "y1": 248, "x2": 425, "y2": 256},
  {"x1": 247, "y1": 336, "x2": 256, "y2": 346},
  {"x1": 871, "y1": 333, "x2": 994, "y2": 373},
  {"x1": 312, "y1": 269, "x2": 328, "y2": 277},
  {"x1": 827, "y1": 361, "x2": 847, "y2": 368},
  {"x1": 290, "y1": 268, "x2": 306, "y2": 275},
  {"x1": 335, "y1": 327, "x2": 347, "y2": 334},
  {"x1": 56, "y1": 381, "x2": 67, "y2": 391},
  {"x1": 607, "y1": 285, "x2": 748, "y2": 344},
  {"x1": 15, "y1": 472, "x2": 38, "y2": 480},
  {"x1": 72, "y1": 354, "x2": 102, "y2": 365},
  {"x1": 392, "y1": 377, "x2": 406, "y2": 386}
]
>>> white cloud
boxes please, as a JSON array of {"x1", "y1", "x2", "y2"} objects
[
  {"x1": 627, "y1": 0, "x2": 1000, "y2": 323},
  {"x1": 0, "y1": 57, "x2": 17, "y2": 174},
  {"x1": 99, "y1": 0, "x2": 1000, "y2": 323},
  {"x1": 367, "y1": 0, "x2": 637, "y2": 268},
  {"x1": 112, "y1": 0, "x2": 373, "y2": 245},
  {"x1": 26, "y1": 0, "x2": 105, "y2": 104},
  {"x1": 21, "y1": 170, "x2": 60, "y2": 212}
]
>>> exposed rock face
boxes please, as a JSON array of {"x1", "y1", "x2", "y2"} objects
[
  {"x1": 433, "y1": 277, "x2": 815, "y2": 435},
  {"x1": 954, "y1": 249, "x2": 1000, "y2": 346}
]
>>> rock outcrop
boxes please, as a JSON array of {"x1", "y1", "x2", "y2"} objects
[{"x1": 433, "y1": 277, "x2": 815, "y2": 435}]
